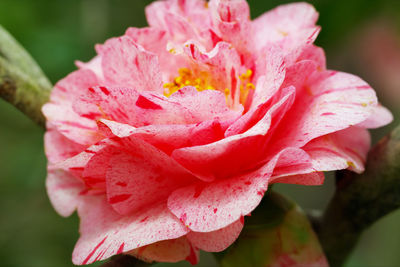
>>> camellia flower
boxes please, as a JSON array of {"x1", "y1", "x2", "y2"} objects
[{"x1": 42, "y1": 0, "x2": 392, "y2": 265}]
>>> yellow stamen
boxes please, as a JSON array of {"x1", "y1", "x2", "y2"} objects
[
  {"x1": 238, "y1": 69, "x2": 255, "y2": 105},
  {"x1": 163, "y1": 68, "x2": 216, "y2": 97}
]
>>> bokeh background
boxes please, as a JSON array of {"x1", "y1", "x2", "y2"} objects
[{"x1": 1, "y1": 0, "x2": 400, "y2": 266}]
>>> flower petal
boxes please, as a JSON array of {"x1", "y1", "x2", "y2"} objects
[
  {"x1": 44, "y1": 124, "x2": 85, "y2": 164},
  {"x1": 172, "y1": 86, "x2": 295, "y2": 180},
  {"x1": 75, "y1": 86, "x2": 239, "y2": 128},
  {"x1": 209, "y1": 0, "x2": 251, "y2": 52},
  {"x1": 72, "y1": 197, "x2": 189, "y2": 265},
  {"x1": 128, "y1": 236, "x2": 197, "y2": 264},
  {"x1": 252, "y1": 2, "x2": 319, "y2": 50},
  {"x1": 99, "y1": 36, "x2": 163, "y2": 92},
  {"x1": 46, "y1": 169, "x2": 85, "y2": 217},
  {"x1": 42, "y1": 69, "x2": 102, "y2": 145},
  {"x1": 187, "y1": 219, "x2": 244, "y2": 252},
  {"x1": 268, "y1": 71, "x2": 378, "y2": 152},
  {"x1": 303, "y1": 126, "x2": 371, "y2": 173},
  {"x1": 102, "y1": 137, "x2": 195, "y2": 215},
  {"x1": 168, "y1": 147, "x2": 308, "y2": 232},
  {"x1": 358, "y1": 104, "x2": 393, "y2": 129}
]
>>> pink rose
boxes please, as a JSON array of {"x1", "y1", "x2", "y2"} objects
[{"x1": 42, "y1": 0, "x2": 392, "y2": 265}]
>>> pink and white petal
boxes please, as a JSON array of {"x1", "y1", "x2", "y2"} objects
[
  {"x1": 125, "y1": 27, "x2": 188, "y2": 82},
  {"x1": 271, "y1": 172, "x2": 325, "y2": 186},
  {"x1": 270, "y1": 148, "x2": 313, "y2": 178},
  {"x1": 44, "y1": 124, "x2": 86, "y2": 164},
  {"x1": 172, "y1": 87, "x2": 295, "y2": 180},
  {"x1": 298, "y1": 45, "x2": 326, "y2": 71},
  {"x1": 98, "y1": 118, "x2": 231, "y2": 156},
  {"x1": 226, "y1": 85, "x2": 294, "y2": 137},
  {"x1": 42, "y1": 102, "x2": 102, "y2": 145},
  {"x1": 75, "y1": 85, "x2": 239, "y2": 128},
  {"x1": 187, "y1": 219, "x2": 244, "y2": 252},
  {"x1": 182, "y1": 41, "x2": 243, "y2": 109},
  {"x1": 268, "y1": 71, "x2": 378, "y2": 151},
  {"x1": 269, "y1": 145, "x2": 324, "y2": 185},
  {"x1": 169, "y1": 86, "x2": 242, "y2": 123},
  {"x1": 168, "y1": 147, "x2": 307, "y2": 232},
  {"x1": 72, "y1": 197, "x2": 189, "y2": 265},
  {"x1": 358, "y1": 104, "x2": 393, "y2": 129},
  {"x1": 128, "y1": 236, "x2": 197, "y2": 264},
  {"x1": 99, "y1": 36, "x2": 163, "y2": 92},
  {"x1": 209, "y1": 0, "x2": 251, "y2": 52},
  {"x1": 251, "y1": 45, "x2": 286, "y2": 109},
  {"x1": 252, "y1": 2, "x2": 319, "y2": 50},
  {"x1": 145, "y1": 0, "x2": 211, "y2": 32},
  {"x1": 53, "y1": 141, "x2": 109, "y2": 179},
  {"x1": 104, "y1": 137, "x2": 196, "y2": 215},
  {"x1": 281, "y1": 60, "x2": 317, "y2": 91},
  {"x1": 279, "y1": 27, "x2": 321, "y2": 65},
  {"x1": 125, "y1": 27, "x2": 168, "y2": 55},
  {"x1": 304, "y1": 127, "x2": 371, "y2": 173},
  {"x1": 46, "y1": 169, "x2": 85, "y2": 217},
  {"x1": 49, "y1": 69, "x2": 99, "y2": 103},
  {"x1": 75, "y1": 86, "x2": 186, "y2": 127},
  {"x1": 75, "y1": 55, "x2": 104, "y2": 81}
]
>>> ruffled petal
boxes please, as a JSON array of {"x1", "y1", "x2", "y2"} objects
[
  {"x1": 303, "y1": 126, "x2": 371, "y2": 173},
  {"x1": 128, "y1": 236, "x2": 197, "y2": 264},
  {"x1": 72, "y1": 197, "x2": 189, "y2": 265},
  {"x1": 42, "y1": 69, "x2": 102, "y2": 145},
  {"x1": 44, "y1": 124, "x2": 85, "y2": 164},
  {"x1": 168, "y1": 147, "x2": 308, "y2": 232},
  {"x1": 46, "y1": 169, "x2": 85, "y2": 217},
  {"x1": 172, "y1": 86, "x2": 295, "y2": 180},
  {"x1": 209, "y1": 0, "x2": 251, "y2": 53},
  {"x1": 358, "y1": 104, "x2": 393, "y2": 129},
  {"x1": 99, "y1": 36, "x2": 163, "y2": 92},
  {"x1": 268, "y1": 71, "x2": 378, "y2": 152},
  {"x1": 187, "y1": 219, "x2": 244, "y2": 252},
  {"x1": 101, "y1": 137, "x2": 196, "y2": 215},
  {"x1": 252, "y1": 2, "x2": 319, "y2": 49},
  {"x1": 75, "y1": 85, "x2": 240, "y2": 128}
]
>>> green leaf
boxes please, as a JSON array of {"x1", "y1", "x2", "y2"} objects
[{"x1": 216, "y1": 191, "x2": 327, "y2": 267}]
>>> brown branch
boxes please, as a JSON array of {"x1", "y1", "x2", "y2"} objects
[
  {"x1": 0, "y1": 25, "x2": 52, "y2": 127},
  {"x1": 317, "y1": 125, "x2": 400, "y2": 266}
]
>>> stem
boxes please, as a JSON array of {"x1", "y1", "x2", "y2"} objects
[
  {"x1": 318, "y1": 125, "x2": 400, "y2": 266},
  {"x1": 0, "y1": 25, "x2": 52, "y2": 127}
]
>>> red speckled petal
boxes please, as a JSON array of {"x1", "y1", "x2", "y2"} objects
[
  {"x1": 268, "y1": 71, "x2": 378, "y2": 153},
  {"x1": 72, "y1": 197, "x2": 189, "y2": 265},
  {"x1": 168, "y1": 147, "x2": 309, "y2": 232},
  {"x1": 103, "y1": 137, "x2": 195, "y2": 215},
  {"x1": 46, "y1": 169, "x2": 85, "y2": 217},
  {"x1": 44, "y1": 124, "x2": 86, "y2": 164},
  {"x1": 75, "y1": 86, "x2": 240, "y2": 128},
  {"x1": 172, "y1": 86, "x2": 295, "y2": 180},
  {"x1": 252, "y1": 2, "x2": 319, "y2": 52},
  {"x1": 99, "y1": 36, "x2": 163, "y2": 92},
  {"x1": 128, "y1": 236, "x2": 197, "y2": 264},
  {"x1": 187, "y1": 219, "x2": 244, "y2": 252},
  {"x1": 358, "y1": 104, "x2": 393, "y2": 129},
  {"x1": 304, "y1": 126, "x2": 371, "y2": 174}
]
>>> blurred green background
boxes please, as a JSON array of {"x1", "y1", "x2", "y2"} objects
[{"x1": 1, "y1": 0, "x2": 400, "y2": 266}]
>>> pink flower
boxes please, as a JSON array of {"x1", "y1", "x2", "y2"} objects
[{"x1": 42, "y1": 0, "x2": 392, "y2": 265}]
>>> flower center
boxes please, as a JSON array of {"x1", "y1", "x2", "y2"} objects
[
  {"x1": 238, "y1": 69, "x2": 255, "y2": 105},
  {"x1": 163, "y1": 68, "x2": 255, "y2": 107},
  {"x1": 163, "y1": 68, "x2": 216, "y2": 97}
]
